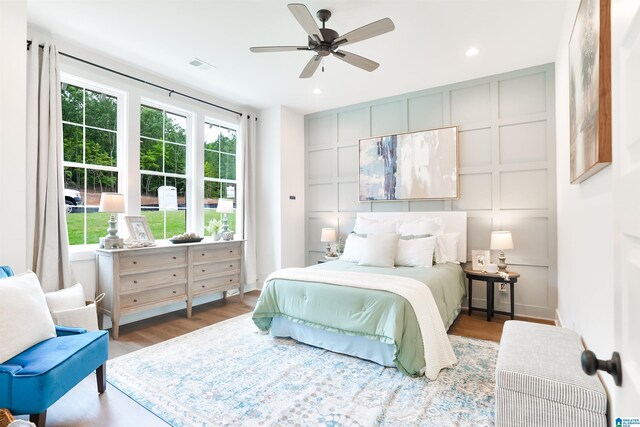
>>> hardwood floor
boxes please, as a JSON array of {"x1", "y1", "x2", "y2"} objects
[{"x1": 17, "y1": 290, "x2": 553, "y2": 426}]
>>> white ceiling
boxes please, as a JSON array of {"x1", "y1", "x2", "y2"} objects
[{"x1": 27, "y1": 0, "x2": 570, "y2": 115}]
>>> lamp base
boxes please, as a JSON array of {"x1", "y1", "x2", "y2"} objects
[
  {"x1": 497, "y1": 250, "x2": 508, "y2": 272},
  {"x1": 100, "y1": 236, "x2": 124, "y2": 249}
]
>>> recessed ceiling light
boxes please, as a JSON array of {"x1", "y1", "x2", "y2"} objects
[
  {"x1": 188, "y1": 58, "x2": 216, "y2": 71},
  {"x1": 312, "y1": 88, "x2": 322, "y2": 95},
  {"x1": 466, "y1": 47, "x2": 479, "y2": 57}
]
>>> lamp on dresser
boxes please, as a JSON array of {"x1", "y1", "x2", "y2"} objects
[
  {"x1": 99, "y1": 192, "x2": 125, "y2": 249},
  {"x1": 491, "y1": 231, "x2": 514, "y2": 272},
  {"x1": 217, "y1": 198, "x2": 235, "y2": 241}
]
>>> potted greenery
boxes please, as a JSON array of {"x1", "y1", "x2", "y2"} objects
[{"x1": 204, "y1": 218, "x2": 222, "y2": 241}]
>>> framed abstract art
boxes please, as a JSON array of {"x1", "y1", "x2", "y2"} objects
[
  {"x1": 569, "y1": 0, "x2": 611, "y2": 183},
  {"x1": 358, "y1": 125, "x2": 459, "y2": 201}
]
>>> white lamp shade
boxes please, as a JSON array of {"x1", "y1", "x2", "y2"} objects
[
  {"x1": 320, "y1": 228, "x2": 336, "y2": 243},
  {"x1": 491, "y1": 231, "x2": 514, "y2": 250},
  {"x1": 216, "y1": 199, "x2": 234, "y2": 214},
  {"x1": 99, "y1": 193, "x2": 125, "y2": 213}
]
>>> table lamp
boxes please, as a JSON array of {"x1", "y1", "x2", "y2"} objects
[
  {"x1": 99, "y1": 192, "x2": 125, "y2": 249},
  {"x1": 491, "y1": 231, "x2": 514, "y2": 272},
  {"x1": 217, "y1": 199, "x2": 235, "y2": 241},
  {"x1": 320, "y1": 228, "x2": 336, "y2": 256}
]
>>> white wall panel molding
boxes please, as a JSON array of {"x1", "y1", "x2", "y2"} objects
[{"x1": 305, "y1": 63, "x2": 557, "y2": 319}]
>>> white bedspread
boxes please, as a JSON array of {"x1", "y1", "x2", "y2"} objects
[{"x1": 264, "y1": 268, "x2": 457, "y2": 380}]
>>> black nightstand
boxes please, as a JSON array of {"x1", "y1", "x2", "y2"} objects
[{"x1": 463, "y1": 269, "x2": 520, "y2": 321}]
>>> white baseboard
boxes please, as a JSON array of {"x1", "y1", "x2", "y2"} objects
[{"x1": 555, "y1": 309, "x2": 563, "y2": 327}]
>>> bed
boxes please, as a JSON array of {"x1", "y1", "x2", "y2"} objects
[{"x1": 252, "y1": 212, "x2": 467, "y2": 379}]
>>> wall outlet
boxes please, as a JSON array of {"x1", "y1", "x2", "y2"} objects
[{"x1": 498, "y1": 282, "x2": 508, "y2": 293}]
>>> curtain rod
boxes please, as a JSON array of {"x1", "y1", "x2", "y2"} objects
[{"x1": 27, "y1": 40, "x2": 243, "y2": 117}]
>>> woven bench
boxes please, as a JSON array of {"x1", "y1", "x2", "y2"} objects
[{"x1": 496, "y1": 321, "x2": 607, "y2": 427}]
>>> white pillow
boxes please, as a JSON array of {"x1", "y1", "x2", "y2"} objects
[
  {"x1": 353, "y1": 217, "x2": 397, "y2": 234},
  {"x1": 395, "y1": 235, "x2": 437, "y2": 267},
  {"x1": 398, "y1": 217, "x2": 443, "y2": 236},
  {"x1": 45, "y1": 283, "x2": 86, "y2": 312},
  {"x1": 340, "y1": 233, "x2": 366, "y2": 263},
  {"x1": 358, "y1": 233, "x2": 400, "y2": 268},
  {"x1": 0, "y1": 271, "x2": 57, "y2": 363},
  {"x1": 435, "y1": 232, "x2": 460, "y2": 264}
]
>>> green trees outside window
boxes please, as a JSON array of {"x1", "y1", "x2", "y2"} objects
[
  {"x1": 140, "y1": 105, "x2": 188, "y2": 239},
  {"x1": 62, "y1": 83, "x2": 118, "y2": 245},
  {"x1": 204, "y1": 121, "x2": 237, "y2": 235}
]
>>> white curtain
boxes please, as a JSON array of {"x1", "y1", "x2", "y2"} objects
[
  {"x1": 238, "y1": 113, "x2": 258, "y2": 288},
  {"x1": 26, "y1": 41, "x2": 72, "y2": 292}
]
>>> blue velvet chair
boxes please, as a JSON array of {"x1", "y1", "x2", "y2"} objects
[{"x1": 0, "y1": 266, "x2": 109, "y2": 426}]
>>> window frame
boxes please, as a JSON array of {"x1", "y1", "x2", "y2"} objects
[
  {"x1": 139, "y1": 98, "x2": 194, "y2": 240},
  {"x1": 61, "y1": 74, "x2": 126, "y2": 246}
]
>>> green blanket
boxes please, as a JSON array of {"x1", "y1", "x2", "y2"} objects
[{"x1": 252, "y1": 261, "x2": 466, "y2": 376}]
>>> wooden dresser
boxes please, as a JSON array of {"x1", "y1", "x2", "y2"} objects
[{"x1": 96, "y1": 240, "x2": 243, "y2": 339}]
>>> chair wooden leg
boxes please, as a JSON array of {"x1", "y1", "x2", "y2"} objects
[
  {"x1": 96, "y1": 363, "x2": 107, "y2": 393},
  {"x1": 30, "y1": 410, "x2": 46, "y2": 427}
]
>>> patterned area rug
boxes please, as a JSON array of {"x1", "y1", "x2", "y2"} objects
[{"x1": 107, "y1": 314, "x2": 497, "y2": 426}]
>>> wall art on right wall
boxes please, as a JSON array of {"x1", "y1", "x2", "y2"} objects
[{"x1": 569, "y1": 0, "x2": 611, "y2": 184}]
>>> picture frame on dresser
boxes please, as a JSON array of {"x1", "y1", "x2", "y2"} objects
[
  {"x1": 472, "y1": 250, "x2": 491, "y2": 271},
  {"x1": 125, "y1": 216, "x2": 154, "y2": 243}
]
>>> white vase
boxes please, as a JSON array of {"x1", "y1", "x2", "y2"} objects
[{"x1": 211, "y1": 233, "x2": 220, "y2": 241}]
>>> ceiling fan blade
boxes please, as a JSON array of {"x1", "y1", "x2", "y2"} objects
[
  {"x1": 288, "y1": 3, "x2": 324, "y2": 43},
  {"x1": 332, "y1": 18, "x2": 395, "y2": 48},
  {"x1": 300, "y1": 55, "x2": 322, "y2": 78},
  {"x1": 332, "y1": 50, "x2": 379, "y2": 72},
  {"x1": 250, "y1": 46, "x2": 310, "y2": 53}
]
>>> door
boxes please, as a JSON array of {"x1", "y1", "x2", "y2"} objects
[{"x1": 613, "y1": 0, "x2": 640, "y2": 416}]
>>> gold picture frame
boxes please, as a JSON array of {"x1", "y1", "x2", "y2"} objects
[{"x1": 569, "y1": 0, "x2": 611, "y2": 183}]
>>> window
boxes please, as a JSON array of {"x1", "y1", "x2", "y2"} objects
[
  {"x1": 62, "y1": 82, "x2": 119, "y2": 245},
  {"x1": 140, "y1": 104, "x2": 188, "y2": 239},
  {"x1": 204, "y1": 121, "x2": 237, "y2": 233}
]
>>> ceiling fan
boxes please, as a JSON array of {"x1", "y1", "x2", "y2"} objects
[{"x1": 250, "y1": 3, "x2": 395, "y2": 79}]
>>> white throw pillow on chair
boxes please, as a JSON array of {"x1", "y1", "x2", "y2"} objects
[
  {"x1": 0, "y1": 271, "x2": 56, "y2": 363},
  {"x1": 45, "y1": 282, "x2": 86, "y2": 312}
]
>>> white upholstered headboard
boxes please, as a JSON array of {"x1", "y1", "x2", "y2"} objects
[{"x1": 356, "y1": 212, "x2": 467, "y2": 262}]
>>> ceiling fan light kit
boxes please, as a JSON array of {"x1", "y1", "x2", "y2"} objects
[{"x1": 250, "y1": 3, "x2": 395, "y2": 79}]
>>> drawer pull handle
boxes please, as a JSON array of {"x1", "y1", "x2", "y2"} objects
[
  {"x1": 229, "y1": 279, "x2": 233, "y2": 282},
  {"x1": 172, "y1": 256, "x2": 176, "y2": 260},
  {"x1": 173, "y1": 274, "x2": 177, "y2": 277},
  {"x1": 229, "y1": 250, "x2": 233, "y2": 253},
  {"x1": 133, "y1": 299, "x2": 138, "y2": 303},
  {"x1": 133, "y1": 261, "x2": 137, "y2": 265},
  {"x1": 172, "y1": 290, "x2": 177, "y2": 294},
  {"x1": 230, "y1": 264, "x2": 233, "y2": 267},
  {"x1": 201, "y1": 253, "x2": 205, "y2": 256},
  {"x1": 133, "y1": 280, "x2": 138, "y2": 284},
  {"x1": 202, "y1": 285, "x2": 205, "y2": 288},
  {"x1": 202, "y1": 269, "x2": 205, "y2": 272}
]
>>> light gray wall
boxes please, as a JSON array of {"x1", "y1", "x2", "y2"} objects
[{"x1": 305, "y1": 63, "x2": 557, "y2": 320}]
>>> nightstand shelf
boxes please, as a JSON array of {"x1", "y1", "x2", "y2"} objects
[{"x1": 464, "y1": 269, "x2": 520, "y2": 322}]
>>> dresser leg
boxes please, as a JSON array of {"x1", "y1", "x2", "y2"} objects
[
  {"x1": 223, "y1": 290, "x2": 228, "y2": 299},
  {"x1": 187, "y1": 300, "x2": 192, "y2": 318},
  {"x1": 112, "y1": 320, "x2": 119, "y2": 340}
]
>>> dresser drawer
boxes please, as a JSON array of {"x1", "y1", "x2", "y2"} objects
[
  {"x1": 120, "y1": 249, "x2": 187, "y2": 272},
  {"x1": 193, "y1": 259, "x2": 240, "y2": 280},
  {"x1": 120, "y1": 267, "x2": 187, "y2": 291},
  {"x1": 193, "y1": 274, "x2": 240, "y2": 295},
  {"x1": 193, "y1": 243, "x2": 241, "y2": 262},
  {"x1": 120, "y1": 283, "x2": 187, "y2": 310}
]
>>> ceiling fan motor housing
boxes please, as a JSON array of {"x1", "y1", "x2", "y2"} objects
[{"x1": 308, "y1": 28, "x2": 339, "y2": 56}]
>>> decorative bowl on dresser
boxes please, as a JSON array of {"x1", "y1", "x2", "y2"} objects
[{"x1": 96, "y1": 240, "x2": 243, "y2": 339}]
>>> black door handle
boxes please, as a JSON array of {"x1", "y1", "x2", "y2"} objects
[{"x1": 581, "y1": 350, "x2": 622, "y2": 386}]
